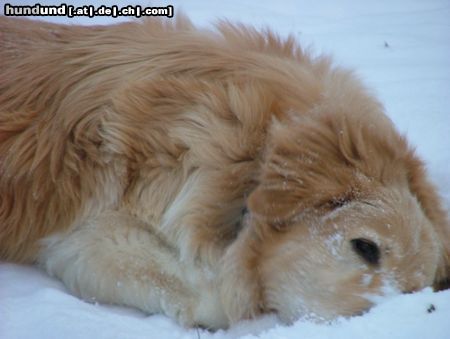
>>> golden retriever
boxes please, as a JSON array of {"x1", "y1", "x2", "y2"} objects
[{"x1": 0, "y1": 15, "x2": 449, "y2": 329}]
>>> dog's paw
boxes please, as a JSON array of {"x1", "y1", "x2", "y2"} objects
[
  {"x1": 160, "y1": 295, "x2": 197, "y2": 328},
  {"x1": 159, "y1": 289, "x2": 228, "y2": 329}
]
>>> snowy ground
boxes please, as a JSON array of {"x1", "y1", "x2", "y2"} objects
[{"x1": 1, "y1": 0, "x2": 450, "y2": 338}]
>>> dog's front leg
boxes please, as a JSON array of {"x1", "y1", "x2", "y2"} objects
[{"x1": 37, "y1": 211, "x2": 227, "y2": 328}]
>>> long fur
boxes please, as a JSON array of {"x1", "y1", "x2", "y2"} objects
[{"x1": 0, "y1": 16, "x2": 449, "y2": 328}]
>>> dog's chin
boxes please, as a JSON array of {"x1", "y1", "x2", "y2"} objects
[
  {"x1": 270, "y1": 293, "x2": 373, "y2": 325},
  {"x1": 264, "y1": 271, "x2": 401, "y2": 325},
  {"x1": 262, "y1": 273, "x2": 376, "y2": 324}
]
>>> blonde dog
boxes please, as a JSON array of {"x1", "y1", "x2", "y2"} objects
[{"x1": 0, "y1": 16, "x2": 449, "y2": 329}]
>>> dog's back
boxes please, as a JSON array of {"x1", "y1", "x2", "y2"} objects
[
  {"x1": 0, "y1": 18, "x2": 118, "y2": 262},
  {"x1": 0, "y1": 16, "x2": 311, "y2": 262}
]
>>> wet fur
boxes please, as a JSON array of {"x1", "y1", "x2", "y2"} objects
[{"x1": 0, "y1": 16, "x2": 449, "y2": 328}]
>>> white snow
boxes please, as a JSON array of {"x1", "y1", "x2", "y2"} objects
[{"x1": 1, "y1": 0, "x2": 450, "y2": 338}]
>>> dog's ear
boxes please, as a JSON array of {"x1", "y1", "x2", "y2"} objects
[
  {"x1": 247, "y1": 186, "x2": 305, "y2": 230},
  {"x1": 405, "y1": 154, "x2": 450, "y2": 290},
  {"x1": 247, "y1": 113, "x2": 361, "y2": 230}
]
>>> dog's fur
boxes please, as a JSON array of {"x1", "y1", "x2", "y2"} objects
[{"x1": 0, "y1": 16, "x2": 449, "y2": 328}]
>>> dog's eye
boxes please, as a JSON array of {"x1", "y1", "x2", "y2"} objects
[
  {"x1": 327, "y1": 196, "x2": 351, "y2": 210},
  {"x1": 350, "y1": 238, "x2": 380, "y2": 265}
]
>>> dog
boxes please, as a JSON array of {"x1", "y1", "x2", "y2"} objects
[{"x1": 1, "y1": 15, "x2": 449, "y2": 329}]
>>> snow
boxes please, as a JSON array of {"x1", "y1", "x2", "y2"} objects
[
  {"x1": 1, "y1": 0, "x2": 450, "y2": 338},
  {"x1": 1, "y1": 264, "x2": 450, "y2": 339}
]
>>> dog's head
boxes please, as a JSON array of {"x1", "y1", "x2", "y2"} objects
[{"x1": 221, "y1": 70, "x2": 450, "y2": 324}]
